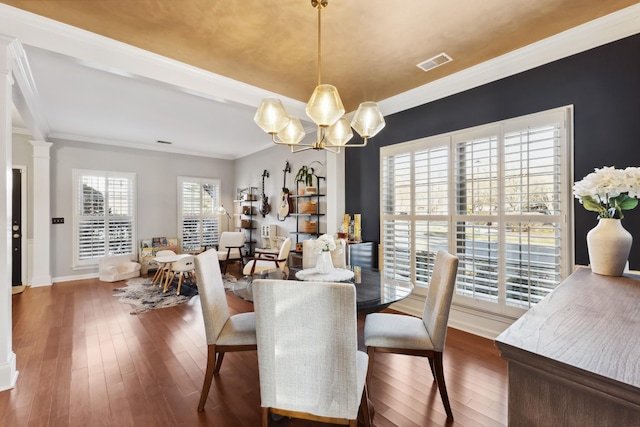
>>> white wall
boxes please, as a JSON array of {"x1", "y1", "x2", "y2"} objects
[
  {"x1": 49, "y1": 139, "x2": 234, "y2": 280},
  {"x1": 234, "y1": 144, "x2": 329, "y2": 249}
]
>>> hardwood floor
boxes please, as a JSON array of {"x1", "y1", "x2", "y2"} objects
[{"x1": 1, "y1": 275, "x2": 508, "y2": 426}]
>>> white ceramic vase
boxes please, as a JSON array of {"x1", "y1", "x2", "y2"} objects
[
  {"x1": 315, "y1": 250, "x2": 334, "y2": 274},
  {"x1": 586, "y1": 218, "x2": 632, "y2": 276}
]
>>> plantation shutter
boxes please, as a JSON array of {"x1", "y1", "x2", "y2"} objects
[
  {"x1": 381, "y1": 151, "x2": 412, "y2": 281},
  {"x1": 380, "y1": 107, "x2": 571, "y2": 316},
  {"x1": 74, "y1": 170, "x2": 136, "y2": 266},
  {"x1": 178, "y1": 177, "x2": 220, "y2": 252},
  {"x1": 502, "y1": 116, "x2": 564, "y2": 308},
  {"x1": 453, "y1": 130, "x2": 500, "y2": 302}
]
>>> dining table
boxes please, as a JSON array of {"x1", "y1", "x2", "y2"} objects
[{"x1": 232, "y1": 266, "x2": 414, "y2": 314}]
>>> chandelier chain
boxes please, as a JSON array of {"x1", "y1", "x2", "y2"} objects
[{"x1": 317, "y1": 4, "x2": 322, "y2": 86}]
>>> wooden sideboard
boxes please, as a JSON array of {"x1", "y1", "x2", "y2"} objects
[{"x1": 495, "y1": 268, "x2": 640, "y2": 426}]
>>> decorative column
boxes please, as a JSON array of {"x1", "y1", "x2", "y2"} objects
[
  {"x1": 29, "y1": 140, "x2": 52, "y2": 287},
  {"x1": 0, "y1": 35, "x2": 18, "y2": 391}
]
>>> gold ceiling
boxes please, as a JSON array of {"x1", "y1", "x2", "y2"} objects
[{"x1": 1, "y1": 0, "x2": 639, "y2": 111}]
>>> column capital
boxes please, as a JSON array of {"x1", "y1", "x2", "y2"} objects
[{"x1": 29, "y1": 140, "x2": 52, "y2": 156}]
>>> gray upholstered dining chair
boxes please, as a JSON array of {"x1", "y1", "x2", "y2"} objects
[
  {"x1": 252, "y1": 279, "x2": 371, "y2": 427},
  {"x1": 302, "y1": 238, "x2": 347, "y2": 269},
  {"x1": 216, "y1": 231, "x2": 246, "y2": 274},
  {"x1": 364, "y1": 249, "x2": 459, "y2": 421},
  {"x1": 243, "y1": 237, "x2": 292, "y2": 278},
  {"x1": 193, "y1": 249, "x2": 257, "y2": 412}
]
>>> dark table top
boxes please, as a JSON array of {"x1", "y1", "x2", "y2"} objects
[{"x1": 231, "y1": 267, "x2": 414, "y2": 314}]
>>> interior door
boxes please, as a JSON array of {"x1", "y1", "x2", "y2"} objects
[{"x1": 12, "y1": 168, "x2": 21, "y2": 286}]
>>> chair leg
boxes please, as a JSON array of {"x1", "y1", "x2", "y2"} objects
[
  {"x1": 366, "y1": 347, "x2": 375, "y2": 390},
  {"x1": 238, "y1": 249, "x2": 245, "y2": 270},
  {"x1": 433, "y1": 352, "x2": 453, "y2": 420},
  {"x1": 198, "y1": 344, "x2": 216, "y2": 412},
  {"x1": 358, "y1": 382, "x2": 372, "y2": 427},
  {"x1": 151, "y1": 265, "x2": 162, "y2": 285},
  {"x1": 262, "y1": 407, "x2": 270, "y2": 427},
  {"x1": 163, "y1": 270, "x2": 175, "y2": 293},
  {"x1": 428, "y1": 355, "x2": 436, "y2": 380},
  {"x1": 214, "y1": 351, "x2": 225, "y2": 374},
  {"x1": 176, "y1": 272, "x2": 184, "y2": 295}
]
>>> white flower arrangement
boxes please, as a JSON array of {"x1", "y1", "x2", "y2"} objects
[
  {"x1": 573, "y1": 166, "x2": 640, "y2": 219},
  {"x1": 310, "y1": 234, "x2": 338, "y2": 254}
]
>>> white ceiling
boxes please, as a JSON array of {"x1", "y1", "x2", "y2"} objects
[
  {"x1": 22, "y1": 45, "x2": 278, "y2": 160},
  {"x1": 3, "y1": 2, "x2": 640, "y2": 160}
]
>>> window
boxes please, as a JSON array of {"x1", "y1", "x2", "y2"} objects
[
  {"x1": 73, "y1": 170, "x2": 136, "y2": 267},
  {"x1": 381, "y1": 107, "x2": 573, "y2": 317},
  {"x1": 178, "y1": 177, "x2": 221, "y2": 252}
]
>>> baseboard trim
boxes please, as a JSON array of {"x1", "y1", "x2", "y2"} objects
[
  {"x1": 52, "y1": 272, "x2": 99, "y2": 283},
  {"x1": 0, "y1": 352, "x2": 18, "y2": 392},
  {"x1": 29, "y1": 274, "x2": 52, "y2": 287}
]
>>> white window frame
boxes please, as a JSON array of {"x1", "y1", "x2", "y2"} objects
[
  {"x1": 178, "y1": 176, "x2": 221, "y2": 252},
  {"x1": 380, "y1": 106, "x2": 574, "y2": 318},
  {"x1": 72, "y1": 169, "x2": 137, "y2": 268}
]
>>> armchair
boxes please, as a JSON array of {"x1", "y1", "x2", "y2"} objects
[
  {"x1": 216, "y1": 231, "x2": 246, "y2": 274},
  {"x1": 243, "y1": 237, "x2": 292, "y2": 278}
]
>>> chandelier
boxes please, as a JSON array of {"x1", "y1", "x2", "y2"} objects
[{"x1": 253, "y1": 0, "x2": 386, "y2": 154}]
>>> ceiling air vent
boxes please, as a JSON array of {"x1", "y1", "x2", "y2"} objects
[{"x1": 417, "y1": 53, "x2": 452, "y2": 72}]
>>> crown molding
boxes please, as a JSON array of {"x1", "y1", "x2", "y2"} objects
[
  {"x1": 2, "y1": 38, "x2": 49, "y2": 141},
  {"x1": 379, "y1": 3, "x2": 640, "y2": 116}
]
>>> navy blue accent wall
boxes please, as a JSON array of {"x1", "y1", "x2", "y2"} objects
[{"x1": 345, "y1": 33, "x2": 640, "y2": 268}]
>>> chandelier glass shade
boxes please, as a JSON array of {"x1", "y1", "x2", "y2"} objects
[{"x1": 253, "y1": 0, "x2": 385, "y2": 153}]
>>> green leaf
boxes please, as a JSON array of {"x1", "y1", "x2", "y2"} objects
[
  {"x1": 616, "y1": 194, "x2": 639, "y2": 211},
  {"x1": 581, "y1": 196, "x2": 606, "y2": 213}
]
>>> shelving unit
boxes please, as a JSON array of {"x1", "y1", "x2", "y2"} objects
[
  {"x1": 289, "y1": 177, "x2": 325, "y2": 251},
  {"x1": 233, "y1": 187, "x2": 258, "y2": 257}
]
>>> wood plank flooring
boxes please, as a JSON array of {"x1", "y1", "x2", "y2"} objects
[{"x1": 1, "y1": 275, "x2": 508, "y2": 426}]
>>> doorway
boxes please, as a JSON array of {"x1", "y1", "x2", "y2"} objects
[{"x1": 12, "y1": 166, "x2": 26, "y2": 288}]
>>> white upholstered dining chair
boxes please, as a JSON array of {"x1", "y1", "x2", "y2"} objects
[
  {"x1": 194, "y1": 249, "x2": 257, "y2": 412},
  {"x1": 243, "y1": 237, "x2": 292, "y2": 278},
  {"x1": 364, "y1": 249, "x2": 459, "y2": 421},
  {"x1": 252, "y1": 279, "x2": 371, "y2": 427},
  {"x1": 302, "y1": 238, "x2": 347, "y2": 269}
]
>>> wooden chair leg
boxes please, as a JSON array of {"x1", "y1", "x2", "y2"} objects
[
  {"x1": 151, "y1": 265, "x2": 162, "y2": 285},
  {"x1": 163, "y1": 270, "x2": 175, "y2": 293},
  {"x1": 262, "y1": 407, "x2": 270, "y2": 427},
  {"x1": 433, "y1": 352, "x2": 453, "y2": 420},
  {"x1": 366, "y1": 347, "x2": 375, "y2": 389},
  {"x1": 176, "y1": 273, "x2": 184, "y2": 295},
  {"x1": 428, "y1": 355, "x2": 436, "y2": 380},
  {"x1": 214, "y1": 351, "x2": 225, "y2": 374},
  {"x1": 358, "y1": 382, "x2": 372, "y2": 427},
  {"x1": 198, "y1": 344, "x2": 216, "y2": 412},
  {"x1": 238, "y1": 249, "x2": 245, "y2": 270}
]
